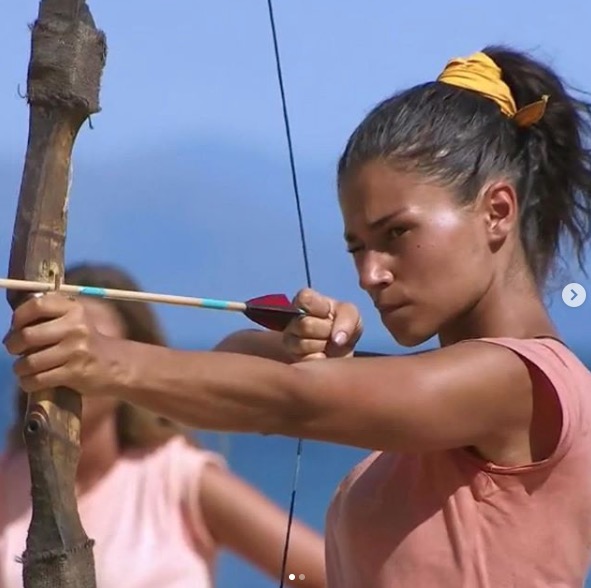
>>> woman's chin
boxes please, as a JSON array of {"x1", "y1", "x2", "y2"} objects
[
  {"x1": 391, "y1": 331, "x2": 431, "y2": 348},
  {"x1": 382, "y1": 314, "x2": 434, "y2": 348}
]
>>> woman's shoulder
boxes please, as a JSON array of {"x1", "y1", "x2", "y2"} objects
[
  {"x1": 121, "y1": 435, "x2": 227, "y2": 484},
  {"x1": 128, "y1": 434, "x2": 225, "y2": 461},
  {"x1": 469, "y1": 336, "x2": 591, "y2": 451},
  {"x1": 470, "y1": 336, "x2": 591, "y2": 389}
]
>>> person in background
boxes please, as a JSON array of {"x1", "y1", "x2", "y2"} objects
[{"x1": 0, "y1": 263, "x2": 326, "y2": 588}]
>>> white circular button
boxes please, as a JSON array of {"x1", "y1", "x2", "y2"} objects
[{"x1": 562, "y1": 283, "x2": 586, "y2": 308}]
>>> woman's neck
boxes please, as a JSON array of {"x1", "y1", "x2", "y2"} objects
[
  {"x1": 76, "y1": 416, "x2": 120, "y2": 496},
  {"x1": 438, "y1": 270, "x2": 558, "y2": 347}
]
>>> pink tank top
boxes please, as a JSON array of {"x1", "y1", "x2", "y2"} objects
[
  {"x1": 0, "y1": 436, "x2": 225, "y2": 588},
  {"x1": 325, "y1": 337, "x2": 591, "y2": 587}
]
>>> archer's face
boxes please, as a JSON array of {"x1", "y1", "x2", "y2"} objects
[{"x1": 338, "y1": 160, "x2": 495, "y2": 346}]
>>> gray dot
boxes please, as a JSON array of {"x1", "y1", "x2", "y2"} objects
[{"x1": 299, "y1": 574, "x2": 306, "y2": 580}]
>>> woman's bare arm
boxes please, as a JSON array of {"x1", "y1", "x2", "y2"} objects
[
  {"x1": 112, "y1": 338, "x2": 535, "y2": 455},
  {"x1": 5, "y1": 293, "x2": 542, "y2": 456},
  {"x1": 199, "y1": 464, "x2": 325, "y2": 588}
]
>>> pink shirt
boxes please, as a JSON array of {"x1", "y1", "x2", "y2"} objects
[
  {"x1": 325, "y1": 337, "x2": 591, "y2": 587},
  {"x1": 0, "y1": 436, "x2": 225, "y2": 588}
]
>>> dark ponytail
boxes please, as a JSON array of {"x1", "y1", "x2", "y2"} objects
[{"x1": 338, "y1": 45, "x2": 591, "y2": 285}]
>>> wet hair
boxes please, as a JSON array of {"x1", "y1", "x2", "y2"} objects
[
  {"x1": 338, "y1": 45, "x2": 591, "y2": 285},
  {"x1": 8, "y1": 262, "x2": 194, "y2": 452}
]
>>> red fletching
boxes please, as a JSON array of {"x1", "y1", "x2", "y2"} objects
[
  {"x1": 244, "y1": 293, "x2": 303, "y2": 331},
  {"x1": 247, "y1": 293, "x2": 292, "y2": 308}
]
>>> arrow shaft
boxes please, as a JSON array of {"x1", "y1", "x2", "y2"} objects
[{"x1": 0, "y1": 277, "x2": 248, "y2": 313}]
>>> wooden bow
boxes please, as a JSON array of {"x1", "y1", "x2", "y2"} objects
[{"x1": 6, "y1": 1, "x2": 106, "y2": 585}]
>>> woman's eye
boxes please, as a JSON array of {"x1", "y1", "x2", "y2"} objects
[
  {"x1": 347, "y1": 245, "x2": 363, "y2": 254},
  {"x1": 388, "y1": 227, "x2": 407, "y2": 239}
]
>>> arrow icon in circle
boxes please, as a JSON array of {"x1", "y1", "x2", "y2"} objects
[{"x1": 562, "y1": 283, "x2": 587, "y2": 308}]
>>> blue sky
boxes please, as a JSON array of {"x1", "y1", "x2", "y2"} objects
[{"x1": 1, "y1": 0, "x2": 590, "y2": 354}]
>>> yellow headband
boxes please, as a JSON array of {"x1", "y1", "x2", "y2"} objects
[{"x1": 436, "y1": 52, "x2": 548, "y2": 127}]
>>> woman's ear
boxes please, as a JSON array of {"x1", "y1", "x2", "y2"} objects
[{"x1": 479, "y1": 181, "x2": 519, "y2": 249}]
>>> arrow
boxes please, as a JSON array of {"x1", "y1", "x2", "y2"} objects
[
  {"x1": 0, "y1": 277, "x2": 304, "y2": 332},
  {"x1": 571, "y1": 289, "x2": 578, "y2": 301}
]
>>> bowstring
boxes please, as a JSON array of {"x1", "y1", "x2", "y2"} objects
[{"x1": 265, "y1": 1, "x2": 313, "y2": 587}]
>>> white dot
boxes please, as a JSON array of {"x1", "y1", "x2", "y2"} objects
[
  {"x1": 299, "y1": 574, "x2": 306, "y2": 580},
  {"x1": 288, "y1": 574, "x2": 295, "y2": 580}
]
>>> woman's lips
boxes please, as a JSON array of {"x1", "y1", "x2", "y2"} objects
[{"x1": 376, "y1": 302, "x2": 407, "y2": 314}]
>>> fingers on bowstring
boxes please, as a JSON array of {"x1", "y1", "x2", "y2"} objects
[
  {"x1": 330, "y1": 301, "x2": 363, "y2": 348},
  {"x1": 292, "y1": 288, "x2": 334, "y2": 319},
  {"x1": 285, "y1": 313, "x2": 333, "y2": 342},
  {"x1": 285, "y1": 289, "x2": 333, "y2": 341},
  {"x1": 283, "y1": 331, "x2": 328, "y2": 358}
]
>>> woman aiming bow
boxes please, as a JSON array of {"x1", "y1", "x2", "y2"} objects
[{"x1": 5, "y1": 46, "x2": 591, "y2": 586}]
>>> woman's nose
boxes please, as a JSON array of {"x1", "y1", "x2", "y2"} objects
[{"x1": 357, "y1": 251, "x2": 394, "y2": 291}]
